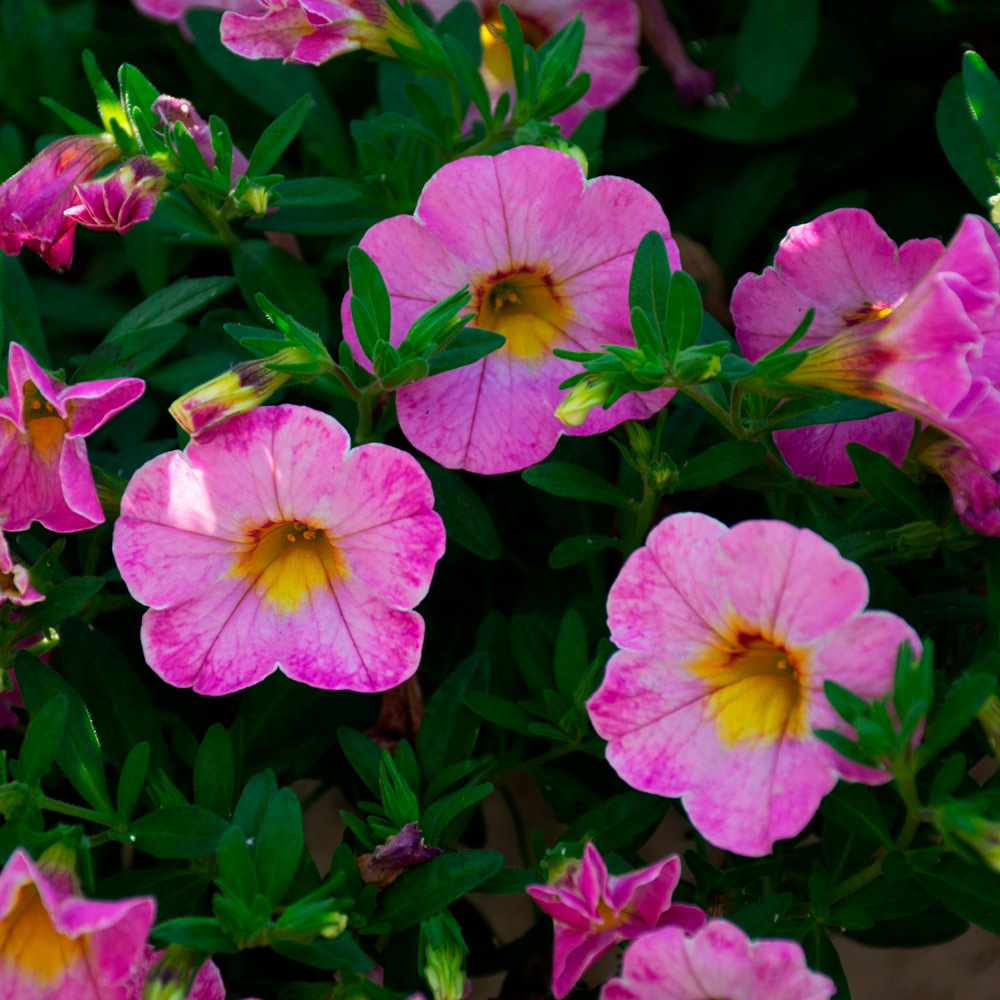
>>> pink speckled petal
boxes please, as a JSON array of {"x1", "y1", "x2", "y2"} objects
[
  {"x1": 221, "y1": 3, "x2": 310, "y2": 60},
  {"x1": 61, "y1": 376, "x2": 145, "y2": 436}
]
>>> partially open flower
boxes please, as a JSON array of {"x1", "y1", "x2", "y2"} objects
[
  {"x1": 65, "y1": 157, "x2": 166, "y2": 235},
  {"x1": 0, "y1": 529, "x2": 42, "y2": 606}
]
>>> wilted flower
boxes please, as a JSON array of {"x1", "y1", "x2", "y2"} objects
[
  {"x1": 113, "y1": 404, "x2": 446, "y2": 695},
  {"x1": 0, "y1": 132, "x2": 121, "y2": 269},
  {"x1": 921, "y1": 438, "x2": 1000, "y2": 537},
  {"x1": 526, "y1": 842, "x2": 705, "y2": 998},
  {"x1": 586, "y1": 512, "x2": 920, "y2": 856},
  {"x1": 357, "y1": 822, "x2": 443, "y2": 889},
  {"x1": 0, "y1": 847, "x2": 155, "y2": 1000},
  {"x1": 0, "y1": 342, "x2": 145, "y2": 532},
  {"x1": 601, "y1": 919, "x2": 835, "y2": 1000},
  {"x1": 342, "y1": 146, "x2": 675, "y2": 474},
  {"x1": 65, "y1": 156, "x2": 166, "y2": 235},
  {"x1": 0, "y1": 529, "x2": 42, "y2": 606}
]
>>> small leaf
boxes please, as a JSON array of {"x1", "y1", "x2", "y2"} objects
[
  {"x1": 417, "y1": 653, "x2": 490, "y2": 779},
  {"x1": 273, "y1": 935, "x2": 373, "y2": 973},
  {"x1": 18, "y1": 694, "x2": 68, "y2": 786},
  {"x1": 628, "y1": 230, "x2": 671, "y2": 347},
  {"x1": 11, "y1": 577, "x2": 103, "y2": 641},
  {"x1": 426, "y1": 327, "x2": 504, "y2": 375},
  {"x1": 915, "y1": 855, "x2": 1000, "y2": 934},
  {"x1": 193, "y1": 723, "x2": 236, "y2": 817},
  {"x1": 117, "y1": 742, "x2": 151, "y2": 822},
  {"x1": 216, "y1": 824, "x2": 258, "y2": 903},
  {"x1": 233, "y1": 769, "x2": 278, "y2": 837},
  {"x1": 554, "y1": 609, "x2": 588, "y2": 698},
  {"x1": 665, "y1": 269, "x2": 703, "y2": 356},
  {"x1": 153, "y1": 916, "x2": 238, "y2": 952},
  {"x1": 737, "y1": 0, "x2": 819, "y2": 108},
  {"x1": 125, "y1": 805, "x2": 230, "y2": 859},
  {"x1": 522, "y1": 461, "x2": 630, "y2": 506},
  {"x1": 820, "y1": 784, "x2": 892, "y2": 849},
  {"x1": 846, "y1": 443, "x2": 932, "y2": 521},
  {"x1": 255, "y1": 787, "x2": 305, "y2": 904},
  {"x1": 675, "y1": 441, "x2": 766, "y2": 492},
  {"x1": 918, "y1": 672, "x2": 997, "y2": 764},
  {"x1": 548, "y1": 533, "x2": 621, "y2": 568},
  {"x1": 416, "y1": 458, "x2": 501, "y2": 560},
  {"x1": 247, "y1": 93, "x2": 312, "y2": 176},
  {"x1": 463, "y1": 692, "x2": 533, "y2": 734}
]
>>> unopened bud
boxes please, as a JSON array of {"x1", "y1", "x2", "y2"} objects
[
  {"x1": 648, "y1": 459, "x2": 675, "y2": 492},
  {"x1": 990, "y1": 192, "x2": 1000, "y2": 229},
  {"x1": 623, "y1": 420, "x2": 652, "y2": 461},
  {"x1": 554, "y1": 374, "x2": 612, "y2": 427},
  {"x1": 978, "y1": 695, "x2": 1000, "y2": 755},
  {"x1": 321, "y1": 911, "x2": 349, "y2": 938},
  {"x1": 540, "y1": 137, "x2": 589, "y2": 177},
  {"x1": 236, "y1": 184, "x2": 271, "y2": 216},
  {"x1": 673, "y1": 349, "x2": 722, "y2": 384}
]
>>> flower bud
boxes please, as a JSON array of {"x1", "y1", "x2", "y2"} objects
[
  {"x1": 66, "y1": 157, "x2": 166, "y2": 235},
  {"x1": 421, "y1": 913, "x2": 467, "y2": 1000},
  {"x1": 538, "y1": 137, "x2": 589, "y2": 177},
  {"x1": 554, "y1": 374, "x2": 612, "y2": 427}
]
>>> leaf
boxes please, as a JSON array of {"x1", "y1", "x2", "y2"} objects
[
  {"x1": 846, "y1": 443, "x2": 932, "y2": 521},
  {"x1": 417, "y1": 653, "x2": 490, "y2": 779},
  {"x1": 117, "y1": 742, "x2": 150, "y2": 823},
  {"x1": 233, "y1": 241, "x2": 328, "y2": 335},
  {"x1": 767, "y1": 397, "x2": 892, "y2": 431},
  {"x1": 337, "y1": 727, "x2": 382, "y2": 797},
  {"x1": 463, "y1": 692, "x2": 533, "y2": 735},
  {"x1": 675, "y1": 441, "x2": 766, "y2": 492},
  {"x1": 10, "y1": 578, "x2": 103, "y2": 642},
  {"x1": 255, "y1": 787, "x2": 305, "y2": 904},
  {"x1": 820, "y1": 784, "x2": 892, "y2": 849},
  {"x1": 665, "y1": 269, "x2": 703, "y2": 356},
  {"x1": 152, "y1": 917, "x2": 238, "y2": 952},
  {"x1": 416, "y1": 458, "x2": 501, "y2": 560},
  {"x1": 376, "y1": 850, "x2": 504, "y2": 930},
  {"x1": 628, "y1": 230, "x2": 671, "y2": 348},
  {"x1": 347, "y1": 246, "x2": 391, "y2": 346},
  {"x1": 800, "y1": 921, "x2": 850, "y2": 1000},
  {"x1": 247, "y1": 93, "x2": 312, "y2": 176},
  {"x1": 18, "y1": 693, "x2": 68, "y2": 786},
  {"x1": 561, "y1": 792, "x2": 669, "y2": 854},
  {"x1": 937, "y1": 74, "x2": 999, "y2": 205},
  {"x1": 915, "y1": 855, "x2": 1000, "y2": 934},
  {"x1": 554, "y1": 609, "x2": 588, "y2": 698},
  {"x1": 426, "y1": 327, "x2": 505, "y2": 375},
  {"x1": 193, "y1": 723, "x2": 236, "y2": 817},
  {"x1": 125, "y1": 805, "x2": 230, "y2": 859},
  {"x1": 737, "y1": 0, "x2": 819, "y2": 108},
  {"x1": 72, "y1": 322, "x2": 189, "y2": 380},
  {"x1": 0, "y1": 255, "x2": 46, "y2": 364},
  {"x1": 102, "y1": 276, "x2": 236, "y2": 337},
  {"x1": 548, "y1": 533, "x2": 621, "y2": 568},
  {"x1": 273, "y1": 935, "x2": 373, "y2": 973},
  {"x1": 918, "y1": 672, "x2": 997, "y2": 764},
  {"x1": 233, "y1": 770, "x2": 278, "y2": 838},
  {"x1": 963, "y1": 51, "x2": 1000, "y2": 155},
  {"x1": 216, "y1": 825, "x2": 258, "y2": 903},
  {"x1": 522, "y1": 461, "x2": 630, "y2": 506}
]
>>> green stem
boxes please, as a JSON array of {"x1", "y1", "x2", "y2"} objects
[
  {"x1": 728, "y1": 384, "x2": 746, "y2": 439},
  {"x1": 679, "y1": 385, "x2": 737, "y2": 437},
  {"x1": 354, "y1": 390, "x2": 376, "y2": 443},
  {"x1": 185, "y1": 184, "x2": 238, "y2": 248},
  {"x1": 38, "y1": 794, "x2": 116, "y2": 827},
  {"x1": 625, "y1": 483, "x2": 659, "y2": 554}
]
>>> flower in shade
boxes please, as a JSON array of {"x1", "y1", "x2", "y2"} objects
[
  {"x1": 635, "y1": 0, "x2": 714, "y2": 106},
  {"x1": 0, "y1": 847, "x2": 155, "y2": 1000},
  {"x1": 736, "y1": 211, "x2": 1000, "y2": 479},
  {"x1": 421, "y1": 0, "x2": 640, "y2": 134},
  {"x1": 0, "y1": 342, "x2": 145, "y2": 532},
  {"x1": 731, "y1": 208, "x2": 943, "y2": 485},
  {"x1": 586, "y1": 512, "x2": 920, "y2": 856},
  {"x1": 152, "y1": 95, "x2": 250, "y2": 181},
  {"x1": 357, "y1": 822, "x2": 443, "y2": 889},
  {"x1": 112, "y1": 403, "x2": 446, "y2": 695},
  {"x1": 921, "y1": 438, "x2": 1000, "y2": 537},
  {"x1": 64, "y1": 157, "x2": 166, "y2": 235},
  {"x1": 526, "y1": 842, "x2": 705, "y2": 998},
  {"x1": 601, "y1": 919, "x2": 835, "y2": 1000},
  {"x1": 220, "y1": 0, "x2": 420, "y2": 65},
  {"x1": 341, "y1": 146, "x2": 675, "y2": 474},
  {"x1": 0, "y1": 529, "x2": 43, "y2": 606},
  {"x1": 130, "y1": 0, "x2": 261, "y2": 38},
  {"x1": 0, "y1": 132, "x2": 121, "y2": 269}
]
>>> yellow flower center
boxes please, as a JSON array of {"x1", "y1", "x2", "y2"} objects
[
  {"x1": 842, "y1": 302, "x2": 893, "y2": 326},
  {"x1": 473, "y1": 269, "x2": 572, "y2": 360},
  {"x1": 690, "y1": 630, "x2": 808, "y2": 745},
  {"x1": 22, "y1": 382, "x2": 69, "y2": 465},
  {"x1": 230, "y1": 521, "x2": 349, "y2": 613},
  {"x1": 479, "y1": 12, "x2": 549, "y2": 91},
  {"x1": 0, "y1": 884, "x2": 87, "y2": 981},
  {"x1": 593, "y1": 898, "x2": 629, "y2": 931}
]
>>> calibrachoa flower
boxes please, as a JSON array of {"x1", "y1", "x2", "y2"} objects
[
  {"x1": 112, "y1": 404, "x2": 446, "y2": 695},
  {"x1": 0, "y1": 342, "x2": 145, "y2": 532},
  {"x1": 118, "y1": 945, "x2": 226, "y2": 1000},
  {"x1": 601, "y1": 919, "x2": 835, "y2": 1000},
  {"x1": 586, "y1": 513, "x2": 920, "y2": 856},
  {"x1": 735, "y1": 210, "x2": 1000, "y2": 480},
  {"x1": 922, "y1": 438, "x2": 1000, "y2": 537},
  {"x1": 0, "y1": 132, "x2": 121, "y2": 269},
  {"x1": 220, "y1": 0, "x2": 420, "y2": 65},
  {"x1": 64, "y1": 156, "x2": 166, "y2": 235},
  {"x1": 731, "y1": 208, "x2": 941, "y2": 485},
  {"x1": 0, "y1": 848, "x2": 155, "y2": 1000},
  {"x1": 0, "y1": 529, "x2": 42, "y2": 606},
  {"x1": 341, "y1": 146, "x2": 675, "y2": 474},
  {"x1": 421, "y1": 0, "x2": 640, "y2": 133},
  {"x1": 526, "y1": 843, "x2": 705, "y2": 998},
  {"x1": 131, "y1": 0, "x2": 260, "y2": 36}
]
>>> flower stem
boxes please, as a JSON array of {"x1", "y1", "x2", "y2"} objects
[{"x1": 38, "y1": 794, "x2": 116, "y2": 827}]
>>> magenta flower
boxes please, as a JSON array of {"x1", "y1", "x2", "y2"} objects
[
  {"x1": 0, "y1": 133, "x2": 122, "y2": 270},
  {"x1": 601, "y1": 919, "x2": 835, "y2": 1000},
  {"x1": 153, "y1": 95, "x2": 250, "y2": 181},
  {"x1": 112, "y1": 404, "x2": 446, "y2": 695},
  {"x1": 341, "y1": 146, "x2": 675, "y2": 474},
  {"x1": 0, "y1": 529, "x2": 43, "y2": 606},
  {"x1": 131, "y1": 0, "x2": 260, "y2": 36},
  {"x1": 735, "y1": 210, "x2": 1000, "y2": 480},
  {"x1": 64, "y1": 157, "x2": 165, "y2": 235},
  {"x1": 118, "y1": 945, "x2": 225, "y2": 1000},
  {"x1": 220, "y1": 0, "x2": 420, "y2": 65},
  {"x1": 731, "y1": 208, "x2": 944, "y2": 485},
  {"x1": 586, "y1": 512, "x2": 920, "y2": 856},
  {"x1": 0, "y1": 848, "x2": 155, "y2": 1000},
  {"x1": 526, "y1": 843, "x2": 704, "y2": 998},
  {"x1": 421, "y1": 0, "x2": 640, "y2": 133},
  {"x1": 0, "y1": 342, "x2": 145, "y2": 533},
  {"x1": 923, "y1": 439, "x2": 1000, "y2": 537}
]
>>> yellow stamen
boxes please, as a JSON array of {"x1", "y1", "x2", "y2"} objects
[{"x1": 473, "y1": 269, "x2": 573, "y2": 360}]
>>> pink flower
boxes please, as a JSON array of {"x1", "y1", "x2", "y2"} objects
[
  {"x1": 922, "y1": 438, "x2": 1000, "y2": 537},
  {"x1": 0, "y1": 342, "x2": 145, "y2": 532},
  {"x1": 601, "y1": 919, "x2": 835, "y2": 1000},
  {"x1": 421, "y1": 0, "x2": 640, "y2": 133},
  {"x1": 526, "y1": 843, "x2": 704, "y2": 998},
  {"x1": 116, "y1": 945, "x2": 225, "y2": 1000},
  {"x1": 220, "y1": 0, "x2": 419, "y2": 65},
  {"x1": 0, "y1": 529, "x2": 43, "y2": 606},
  {"x1": 131, "y1": 0, "x2": 260, "y2": 37},
  {"x1": 0, "y1": 133, "x2": 122, "y2": 270},
  {"x1": 586, "y1": 512, "x2": 920, "y2": 856},
  {"x1": 0, "y1": 848, "x2": 155, "y2": 1000},
  {"x1": 65, "y1": 157, "x2": 166, "y2": 235},
  {"x1": 635, "y1": 0, "x2": 714, "y2": 106},
  {"x1": 735, "y1": 210, "x2": 1000, "y2": 480},
  {"x1": 341, "y1": 146, "x2": 675, "y2": 474},
  {"x1": 112, "y1": 404, "x2": 446, "y2": 695},
  {"x1": 731, "y1": 208, "x2": 943, "y2": 485},
  {"x1": 153, "y1": 95, "x2": 250, "y2": 182}
]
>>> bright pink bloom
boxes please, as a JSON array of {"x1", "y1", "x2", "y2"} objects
[
  {"x1": 117, "y1": 945, "x2": 225, "y2": 1000},
  {"x1": 421, "y1": 0, "x2": 640, "y2": 133},
  {"x1": 221, "y1": 0, "x2": 419, "y2": 64},
  {"x1": 0, "y1": 133, "x2": 121, "y2": 270},
  {"x1": 65, "y1": 157, "x2": 165, "y2": 235},
  {"x1": 526, "y1": 843, "x2": 704, "y2": 998},
  {"x1": 731, "y1": 208, "x2": 941, "y2": 485},
  {"x1": 0, "y1": 529, "x2": 43, "y2": 606},
  {"x1": 131, "y1": 0, "x2": 260, "y2": 37},
  {"x1": 0, "y1": 848, "x2": 155, "y2": 1000},
  {"x1": 923, "y1": 439, "x2": 1000, "y2": 537},
  {"x1": 735, "y1": 210, "x2": 1000, "y2": 480},
  {"x1": 586, "y1": 512, "x2": 920, "y2": 857},
  {"x1": 341, "y1": 146, "x2": 675, "y2": 474},
  {"x1": 601, "y1": 919, "x2": 835, "y2": 1000},
  {"x1": 0, "y1": 342, "x2": 145, "y2": 533},
  {"x1": 112, "y1": 404, "x2": 446, "y2": 695}
]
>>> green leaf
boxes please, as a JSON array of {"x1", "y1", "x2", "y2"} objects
[
  {"x1": 561, "y1": 792, "x2": 669, "y2": 854},
  {"x1": 919, "y1": 672, "x2": 997, "y2": 764},
  {"x1": 665, "y1": 269, "x2": 703, "y2": 357},
  {"x1": 416, "y1": 458, "x2": 501, "y2": 560},
  {"x1": 15, "y1": 652, "x2": 113, "y2": 815},
  {"x1": 801, "y1": 921, "x2": 850, "y2": 999},
  {"x1": 937, "y1": 74, "x2": 999, "y2": 205},
  {"x1": 255, "y1": 787, "x2": 304, "y2": 904},
  {"x1": 247, "y1": 93, "x2": 312, "y2": 176},
  {"x1": 498, "y1": 3, "x2": 525, "y2": 98},
  {"x1": 822, "y1": 680, "x2": 869, "y2": 726},
  {"x1": 0, "y1": 255, "x2": 47, "y2": 364},
  {"x1": 915, "y1": 855, "x2": 1000, "y2": 934},
  {"x1": 117, "y1": 742, "x2": 150, "y2": 822},
  {"x1": 347, "y1": 246, "x2": 391, "y2": 348},
  {"x1": 820, "y1": 784, "x2": 892, "y2": 849},
  {"x1": 675, "y1": 441, "x2": 766, "y2": 492},
  {"x1": 18, "y1": 693, "x2": 68, "y2": 786},
  {"x1": 272, "y1": 935, "x2": 373, "y2": 973},
  {"x1": 846, "y1": 443, "x2": 932, "y2": 521},
  {"x1": 102, "y1": 276, "x2": 236, "y2": 338},
  {"x1": 125, "y1": 805, "x2": 230, "y2": 859},
  {"x1": 152, "y1": 916, "x2": 238, "y2": 952},
  {"x1": 463, "y1": 692, "x2": 533, "y2": 734},
  {"x1": 426, "y1": 327, "x2": 504, "y2": 375},
  {"x1": 216, "y1": 824, "x2": 258, "y2": 902},
  {"x1": 737, "y1": 0, "x2": 819, "y2": 108},
  {"x1": 554, "y1": 609, "x2": 588, "y2": 698},
  {"x1": 376, "y1": 850, "x2": 504, "y2": 930},
  {"x1": 442, "y1": 34, "x2": 493, "y2": 122},
  {"x1": 963, "y1": 51, "x2": 1000, "y2": 155},
  {"x1": 628, "y1": 231, "x2": 671, "y2": 350},
  {"x1": 767, "y1": 398, "x2": 891, "y2": 431},
  {"x1": 73, "y1": 322, "x2": 189, "y2": 380},
  {"x1": 193, "y1": 723, "x2": 236, "y2": 817},
  {"x1": 338, "y1": 727, "x2": 382, "y2": 797},
  {"x1": 233, "y1": 241, "x2": 328, "y2": 335},
  {"x1": 522, "y1": 461, "x2": 630, "y2": 506},
  {"x1": 233, "y1": 769, "x2": 278, "y2": 837},
  {"x1": 10, "y1": 577, "x2": 103, "y2": 642},
  {"x1": 417, "y1": 653, "x2": 490, "y2": 779},
  {"x1": 548, "y1": 533, "x2": 620, "y2": 568}
]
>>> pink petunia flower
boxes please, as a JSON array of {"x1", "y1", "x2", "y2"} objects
[
  {"x1": 922, "y1": 438, "x2": 1000, "y2": 537},
  {"x1": 0, "y1": 529, "x2": 43, "y2": 606},
  {"x1": 341, "y1": 146, "x2": 675, "y2": 474},
  {"x1": 0, "y1": 848, "x2": 155, "y2": 1000},
  {"x1": 112, "y1": 404, "x2": 446, "y2": 695},
  {"x1": 65, "y1": 157, "x2": 166, "y2": 235},
  {"x1": 0, "y1": 133, "x2": 122, "y2": 270},
  {"x1": 601, "y1": 919, "x2": 835, "y2": 1000},
  {"x1": 586, "y1": 512, "x2": 920, "y2": 857},
  {"x1": 131, "y1": 0, "x2": 260, "y2": 37},
  {"x1": 735, "y1": 210, "x2": 1000, "y2": 481},
  {"x1": 526, "y1": 843, "x2": 704, "y2": 998},
  {"x1": 731, "y1": 208, "x2": 943, "y2": 485},
  {"x1": 420, "y1": 0, "x2": 640, "y2": 133},
  {"x1": 0, "y1": 342, "x2": 145, "y2": 533}
]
